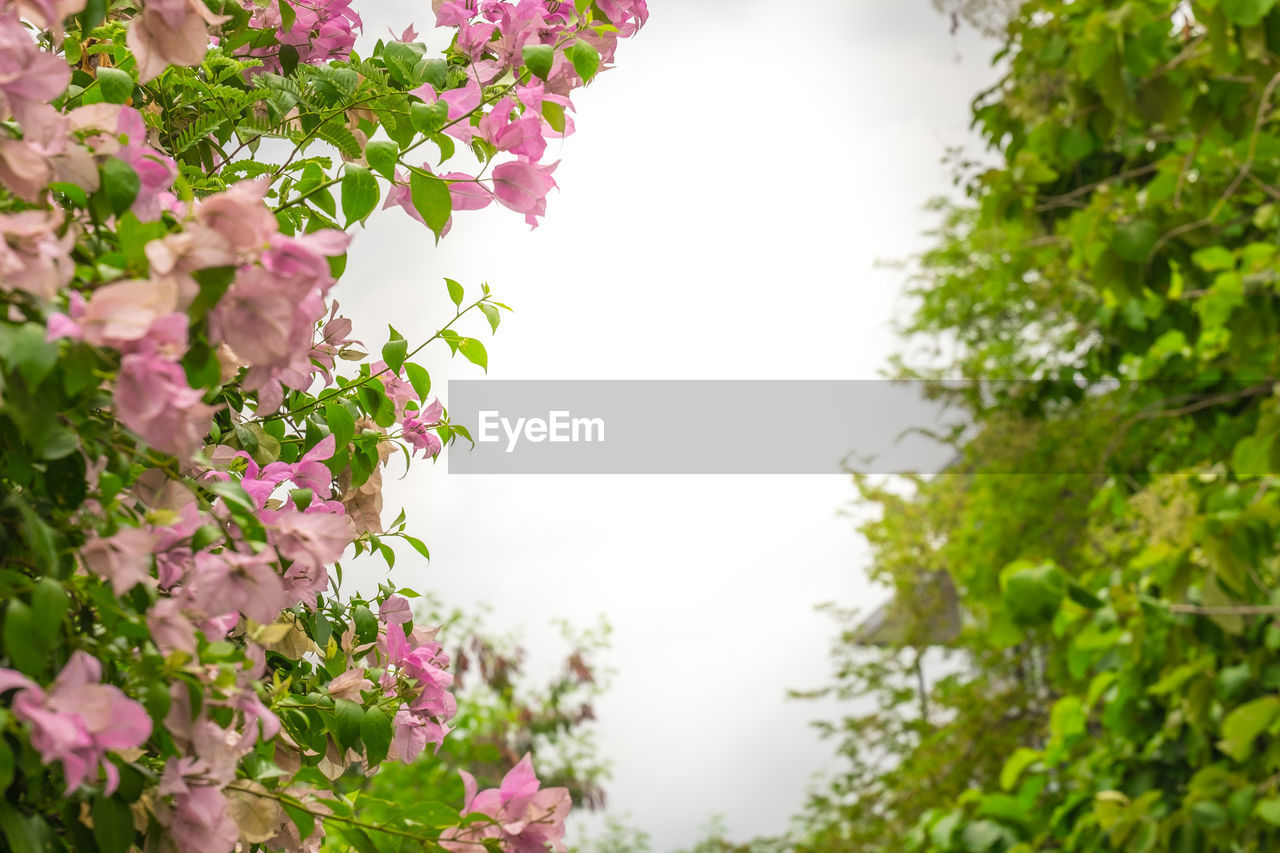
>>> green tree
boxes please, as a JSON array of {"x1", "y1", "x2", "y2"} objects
[{"x1": 787, "y1": 1, "x2": 1280, "y2": 850}]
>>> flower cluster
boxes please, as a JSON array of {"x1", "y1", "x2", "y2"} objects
[
  {"x1": 239, "y1": 0, "x2": 362, "y2": 71},
  {"x1": 0, "y1": 0, "x2": 642, "y2": 849}
]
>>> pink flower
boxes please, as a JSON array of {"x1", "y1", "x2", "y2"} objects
[
  {"x1": 240, "y1": 0, "x2": 362, "y2": 70},
  {"x1": 127, "y1": 0, "x2": 227, "y2": 83},
  {"x1": 0, "y1": 209, "x2": 73, "y2": 300},
  {"x1": 266, "y1": 507, "x2": 354, "y2": 565},
  {"x1": 80, "y1": 526, "x2": 157, "y2": 595},
  {"x1": 491, "y1": 158, "x2": 558, "y2": 227},
  {"x1": 401, "y1": 399, "x2": 444, "y2": 459},
  {"x1": 115, "y1": 352, "x2": 218, "y2": 459},
  {"x1": 477, "y1": 97, "x2": 546, "y2": 159},
  {"x1": 379, "y1": 595, "x2": 412, "y2": 624},
  {"x1": 326, "y1": 668, "x2": 373, "y2": 702},
  {"x1": 0, "y1": 652, "x2": 152, "y2": 794},
  {"x1": 9, "y1": 0, "x2": 87, "y2": 36},
  {"x1": 411, "y1": 79, "x2": 482, "y2": 142},
  {"x1": 194, "y1": 179, "x2": 277, "y2": 258},
  {"x1": 387, "y1": 705, "x2": 448, "y2": 762},
  {"x1": 442, "y1": 171, "x2": 494, "y2": 211},
  {"x1": 440, "y1": 754, "x2": 572, "y2": 853},
  {"x1": 0, "y1": 12, "x2": 70, "y2": 122},
  {"x1": 157, "y1": 759, "x2": 240, "y2": 853},
  {"x1": 188, "y1": 550, "x2": 288, "y2": 624},
  {"x1": 116, "y1": 107, "x2": 178, "y2": 221}
]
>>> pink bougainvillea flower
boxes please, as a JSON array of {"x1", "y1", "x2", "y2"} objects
[
  {"x1": 261, "y1": 508, "x2": 355, "y2": 589},
  {"x1": 326, "y1": 668, "x2": 373, "y2": 702},
  {"x1": 401, "y1": 399, "x2": 444, "y2": 459},
  {"x1": 440, "y1": 754, "x2": 572, "y2": 853},
  {"x1": 115, "y1": 351, "x2": 218, "y2": 459},
  {"x1": 157, "y1": 758, "x2": 241, "y2": 853},
  {"x1": 477, "y1": 97, "x2": 546, "y2": 160},
  {"x1": 194, "y1": 178, "x2": 277, "y2": 258},
  {"x1": 10, "y1": 0, "x2": 87, "y2": 36},
  {"x1": 116, "y1": 107, "x2": 178, "y2": 221},
  {"x1": 379, "y1": 594, "x2": 412, "y2": 624},
  {"x1": 127, "y1": 0, "x2": 227, "y2": 83},
  {"x1": 0, "y1": 209, "x2": 73, "y2": 300},
  {"x1": 0, "y1": 11, "x2": 71, "y2": 121},
  {"x1": 0, "y1": 652, "x2": 152, "y2": 794},
  {"x1": 188, "y1": 549, "x2": 289, "y2": 625},
  {"x1": 441, "y1": 171, "x2": 494, "y2": 211},
  {"x1": 239, "y1": 0, "x2": 361, "y2": 70},
  {"x1": 69, "y1": 275, "x2": 181, "y2": 350},
  {"x1": 491, "y1": 158, "x2": 558, "y2": 227},
  {"x1": 410, "y1": 78, "x2": 482, "y2": 142},
  {"x1": 80, "y1": 526, "x2": 158, "y2": 595}
]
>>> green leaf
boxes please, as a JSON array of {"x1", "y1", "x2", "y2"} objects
[
  {"x1": 542, "y1": 100, "x2": 566, "y2": 133},
  {"x1": 96, "y1": 67, "x2": 134, "y2": 104},
  {"x1": 522, "y1": 43, "x2": 555, "y2": 79},
  {"x1": 365, "y1": 140, "x2": 399, "y2": 181},
  {"x1": 458, "y1": 337, "x2": 487, "y2": 372},
  {"x1": 1001, "y1": 560, "x2": 1064, "y2": 626},
  {"x1": 339, "y1": 828, "x2": 379, "y2": 853},
  {"x1": 279, "y1": 43, "x2": 300, "y2": 76},
  {"x1": 1256, "y1": 797, "x2": 1280, "y2": 826},
  {"x1": 403, "y1": 800, "x2": 463, "y2": 828},
  {"x1": 1219, "y1": 696, "x2": 1280, "y2": 762},
  {"x1": 282, "y1": 802, "x2": 315, "y2": 840},
  {"x1": 278, "y1": 0, "x2": 296, "y2": 31},
  {"x1": 567, "y1": 40, "x2": 600, "y2": 82},
  {"x1": 403, "y1": 363, "x2": 431, "y2": 401},
  {"x1": 1000, "y1": 747, "x2": 1040, "y2": 791},
  {"x1": 93, "y1": 796, "x2": 135, "y2": 853},
  {"x1": 31, "y1": 578, "x2": 67, "y2": 648},
  {"x1": 1233, "y1": 431, "x2": 1276, "y2": 478},
  {"x1": 100, "y1": 157, "x2": 140, "y2": 216},
  {"x1": 409, "y1": 170, "x2": 451, "y2": 238},
  {"x1": 445, "y1": 277, "x2": 464, "y2": 308},
  {"x1": 353, "y1": 603, "x2": 378, "y2": 645},
  {"x1": 479, "y1": 302, "x2": 501, "y2": 333},
  {"x1": 360, "y1": 707, "x2": 392, "y2": 766},
  {"x1": 0, "y1": 802, "x2": 43, "y2": 853},
  {"x1": 410, "y1": 101, "x2": 449, "y2": 135},
  {"x1": 0, "y1": 742, "x2": 10, "y2": 795},
  {"x1": 324, "y1": 400, "x2": 356, "y2": 450},
  {"x1": 3, "y1": 601, "x2": 43, "y2": 676},
  {"x1": 381, "y1": 337, "x2": 408, "y2": 374},
  {"x1": 333, "y1": 699, "x2": 365, "y2": 751},
  {"x1": 0, "y1": 323, "x2": 58, "y2": 389},
  {"x1": 341, "y1": 164, "x2": 379, "y2": 225},
  {"x1": 1223, "y1": 0, "x2": 1277, "y2": 26}
]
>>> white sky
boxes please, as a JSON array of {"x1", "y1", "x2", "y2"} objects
[{"x1": 336, "y1": 2, "x2": 999, "y2": 849}]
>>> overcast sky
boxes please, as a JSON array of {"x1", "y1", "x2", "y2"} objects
[{"x1": 336, "y1": 2, "x2": 999, "y2": 849}]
